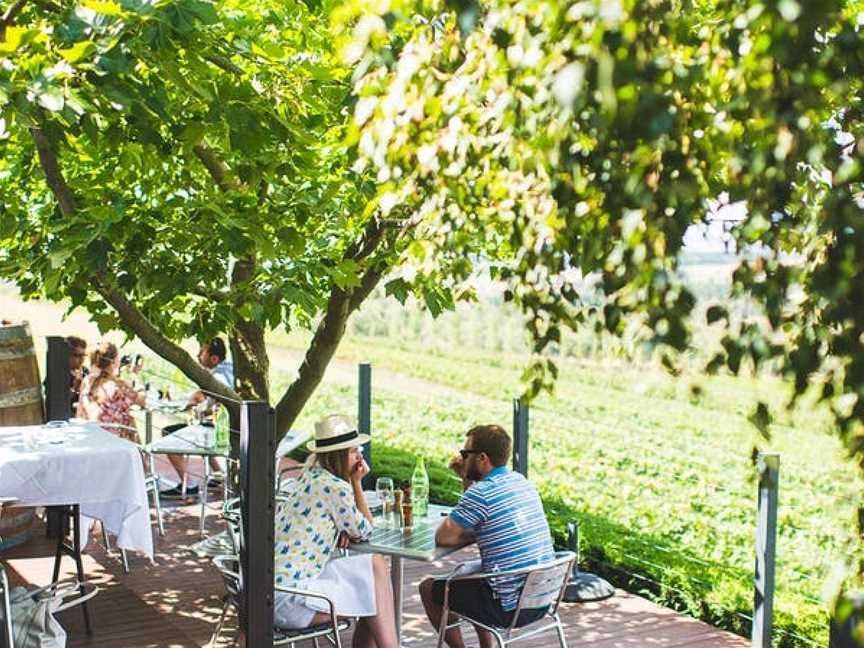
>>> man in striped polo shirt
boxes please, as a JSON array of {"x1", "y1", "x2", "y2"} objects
[{"x1": 419, "y1": 424, "x2": 554, "y2": 648}]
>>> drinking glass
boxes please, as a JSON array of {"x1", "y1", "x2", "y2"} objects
[{"x1": 376, "y1": 477, "x2": 394, "y2": 527}]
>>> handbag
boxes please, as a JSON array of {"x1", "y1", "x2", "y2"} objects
[{"x1": 0, "y1": 581, "x2": 98, "y2": 648}]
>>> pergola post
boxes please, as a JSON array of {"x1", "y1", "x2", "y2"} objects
[
  {"x1": 44, "y1": 336, "x2": 71, "y2": 421},
  {"x1": 512, "y1": 398, "x2": 529, "y2": 477},
  {"x1": 358, "y1": 362, "x2": 373, "y2": 489},
  {"x1": 238, "y1": 400, "x2": 275, "y2": 647},
  {"x1": 752, "y1": 453, "x2": 779, "y2": 648}
]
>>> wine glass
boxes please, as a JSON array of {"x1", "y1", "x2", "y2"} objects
[{"x1": 376, "y1": 477, "x2": 394, "y2": 527}]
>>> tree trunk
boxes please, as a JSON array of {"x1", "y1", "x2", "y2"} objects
[
  {"x1": 229, "y1": 321, "x2": 269, "y2": 401},
  {"x1": 228, "y1": 256, "x2": 269, "y2": 401}
]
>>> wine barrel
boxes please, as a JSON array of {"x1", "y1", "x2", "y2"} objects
[{"x1": 0, "y1": 322, "x2": 45, "y2": 426}]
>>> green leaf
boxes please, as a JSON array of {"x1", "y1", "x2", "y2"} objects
[
  {"x1": 59, "y1": 40, "x2": 97, "y2": 64},
  {"x1": 38, "y1": 87, "x2": 65, "y2": 112},
  {"x1": 81, "y1": 0, "x2": 124, "y2": 17}
]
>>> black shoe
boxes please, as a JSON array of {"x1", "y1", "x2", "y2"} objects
[
  {"x1": 160, "y1": 484, "x2": 199, "y2": 498},
  {"x1": 206, "y1": 477, "x2": 223, "y2": 489}
]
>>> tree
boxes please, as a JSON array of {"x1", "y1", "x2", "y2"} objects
[
  {"x1": 340, "y1": 0, "x2": 864, "y2": 449},
  {"x1": 0, "y1": 0, "x2": 496, "y2": 436}
]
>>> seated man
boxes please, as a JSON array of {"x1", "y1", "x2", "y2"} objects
[
  {"x1": 160, "y1": 337, "x2": 234, "y2": 498},
  {"x1": 419, "y1": 425, "x2": 554, "y2": 648}
]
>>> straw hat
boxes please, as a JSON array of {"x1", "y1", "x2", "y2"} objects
[{"x1": 307, "y1": 414, "x2": 369, "y2": 453}]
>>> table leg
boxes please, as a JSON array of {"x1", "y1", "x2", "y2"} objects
[
  {"x1": 201, "y1": 458, "x2": 209, "y2": 537},
  {"x1": 390, "y1": 555, "x2": 404, "y2": 643}
]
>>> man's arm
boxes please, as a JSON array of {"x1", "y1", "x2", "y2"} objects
[{"x1": 436, "y1": 517, "x2": 476, "y2": 546}]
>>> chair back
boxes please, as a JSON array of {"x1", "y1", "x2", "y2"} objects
[{"x1": 511, "y1": 551, "x2": 575, "y2": 627}]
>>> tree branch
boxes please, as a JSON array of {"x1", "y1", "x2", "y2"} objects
[
  {"x1": 30, "y1": 126, "x2": 77, "y2": 217},
  {"x1": 93, "y1": 276, "x2": 241, "y2": 405},
  {"x1": 273, "y1": 216, "x2": 393, "y2": 435},
  {"x1": 274, "y1": 287, "x2": 352, "y2": 433},
  {"x1": 0, "y1": 0, "x2": 28, "y2": 40},
  {"x1": 193, "y1": 143, "x2": 240, "y2": 192}
]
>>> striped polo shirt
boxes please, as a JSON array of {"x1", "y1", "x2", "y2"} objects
[{"x1": 450, "y1": 466, "x2": 554, "y2": 610}]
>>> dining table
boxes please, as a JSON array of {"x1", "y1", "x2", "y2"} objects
[
  {"x1": 350, "y1": 503, "x2": 472, "y2": 644},
  {"x1": 0, "y1": 420, "x2": 154, "y2": 559}
]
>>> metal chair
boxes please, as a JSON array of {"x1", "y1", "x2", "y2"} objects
[
  {"x1": 95, "y1": 423, "x2": 165, "y2": 572},
  {"x1": 1, "y1": 563, "x2": 13, "y2": 648},
  {"x1": 210, "y1": 554, "x2": 351, "y2": 648},
  {"x1": 436, "y1": 551, "x2": 576, "y2": 648},
  {"x1": 1, "y1": 498, "x2": 16, "y2": 648}
]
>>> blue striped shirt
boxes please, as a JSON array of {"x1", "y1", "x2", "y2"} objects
[{"x1": 450, "y1": 466, "x2": 554, "y2": 610}]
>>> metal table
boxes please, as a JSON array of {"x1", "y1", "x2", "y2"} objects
[
  {"x1": 146, "y1": 425, "x2": 231, "y2": 536},
  {"x1": 350, "y1": 504, "x2": 471, "y2": 643}
]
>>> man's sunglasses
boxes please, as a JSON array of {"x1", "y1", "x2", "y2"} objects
[{"x1": 459, "y1": 448, "x2": 481, "y2": 460}]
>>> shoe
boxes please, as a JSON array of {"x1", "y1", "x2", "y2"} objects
[
  {"x1": 160, "y1": 484, "x2": 199, "y2": 498},
  {"x1": 206, "y1": 477, "x2": 223, "y2": 489}
]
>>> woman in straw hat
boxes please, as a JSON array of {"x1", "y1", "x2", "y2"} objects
[{"x1": 273, "y1": 414, "x2": 398, "y2": 648}]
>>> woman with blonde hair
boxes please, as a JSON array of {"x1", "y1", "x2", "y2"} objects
[
  {"x1": 76, "y1": 341, "x2": 145, "y2": 442},
  {"x1": 273, "y1": 414, "x2": 398, "y2": 648}
]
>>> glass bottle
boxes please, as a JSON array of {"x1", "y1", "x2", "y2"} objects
[{"x1": 411, "y1": 456, "x2": 429, "y2": 517}]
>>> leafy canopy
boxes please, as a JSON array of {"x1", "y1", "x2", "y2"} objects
[{"x1": 339, "y1": 0, "x2": 864, "y2": 451}]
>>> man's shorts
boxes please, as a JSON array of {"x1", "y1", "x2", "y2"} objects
[{"x1": 430, "y1": 578, "x2": 548, "y2": 629}]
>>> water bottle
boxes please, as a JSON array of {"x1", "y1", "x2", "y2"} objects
[
  {"x1": 215, "y1": 404, "x2": 230, "y2": 449},
  {"x1": 411, "y1": 456, "x2": 429, "y2": 518}
]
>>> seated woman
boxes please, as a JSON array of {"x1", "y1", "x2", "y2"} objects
[
  {"x1": 76, "y1": 341, "x2": 145, "y2": 443},
  {"x1": 274, "y1": 414, "x2": 397, "y2": 648}
]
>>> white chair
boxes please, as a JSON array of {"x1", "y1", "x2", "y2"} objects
[
  {"x1": 209, "y1": 554, "x2": 351, "y2": 648},
  {"x1": 275, "y1": 430, "x2": 311, "y2": 492},
  {"x1": 436, "y1": 551, "x2": 576, "y2": 648},
  {"x1": 95, "y1": 423, "x2": 165, "y2": 572}
]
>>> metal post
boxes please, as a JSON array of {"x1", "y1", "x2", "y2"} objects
[
  {"x1": 239, "y1": 401, "x2": 275, "y2": 648},
  {"x1": 512, "y1": 398, "x2": 529, "y2": 477},
  {"x1": 45, "y1": 337, "x2": 72, "y2": 539},
  {"x1": 752, "y1": 453, "x2": 779, "y2": 648},
  {"x1": 45, "y1": 336, "x2": 72, "y2": 421},
  {"x1": 358, "y1": 362, "x2": 373, "y2": 489}
]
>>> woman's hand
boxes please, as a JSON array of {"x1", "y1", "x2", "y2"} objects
[
  {"x1": 350, "y1": 457, "x2": 369, "y2": 483},
  {"x1": 337, "y1": 530, "x2": 351, "y2": 549}
]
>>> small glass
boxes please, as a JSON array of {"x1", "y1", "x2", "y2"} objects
[
  {"x1": 401, "y1": 501, "x2": 414, "y2": 531},
  {"x1": 375, "y1": 477, "x2": 394, "y2": 527}
]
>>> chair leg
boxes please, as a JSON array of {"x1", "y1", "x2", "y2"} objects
[
  {"x1": 554, "y1": 615, "x2": 568, "y2": 648},
  {"x1": 101, "y1": 522, "x2": 111, "y2": 552},
  {"x1": 1, "y1": 566, "x2": 14, "y2": 648},
  {"x1": 120, "y1": 549, "x2": 130, "y2": 574},
  {"x1": 209, "y1": 597, "x2": 230, "y2": 648},
  {"x1": 151, "y1": 482, "x2": 165, "y2": 537}
]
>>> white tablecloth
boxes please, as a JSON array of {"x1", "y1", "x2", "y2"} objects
[{"x1": 0, "y1": 422, "x2": 154, "y2": 558}]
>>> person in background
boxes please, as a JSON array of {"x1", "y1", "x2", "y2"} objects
[
  {"x1": 160, "y1": 337, "x2": 234, "y2": 498},
  {"x1": 272, "y1": 414, "x2": 398, "y2": 648},
  {"x1": 419, "y1": 425, "x2": 555, "y2": 648},
  {"x1": 76, "y1": 341, "x2": 145, "y2": 442},
  {"x1": 66, "y1": 336, "x2": 87, "y2": 411}
]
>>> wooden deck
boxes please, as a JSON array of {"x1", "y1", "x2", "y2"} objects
[{"x1": 2, "y1": 458, "x2": 749, "y2": 647}]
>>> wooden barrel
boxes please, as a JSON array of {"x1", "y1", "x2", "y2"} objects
[{"x1": 0, "y1": 322, "x2": 44, "y2": 426}]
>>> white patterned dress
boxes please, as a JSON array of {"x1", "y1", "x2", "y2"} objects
[{"x1": 273, "y1": 465, "x2": 374, "y2": 628}]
